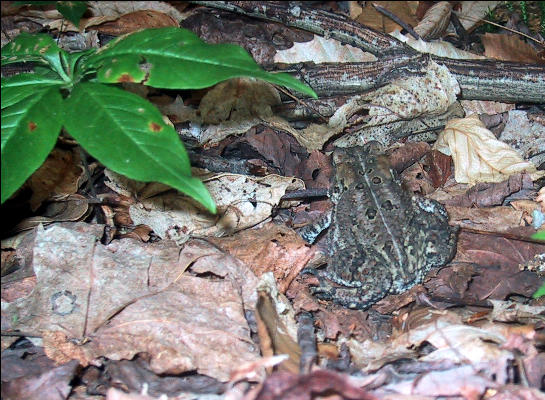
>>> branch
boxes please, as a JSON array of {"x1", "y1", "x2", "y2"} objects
[{"x1": 195, "y1": 1, "x2": 545, "y2": 104}]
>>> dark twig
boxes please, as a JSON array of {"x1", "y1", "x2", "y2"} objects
[{"x1": 372, "y1": 3, "x2": 421, "y2": 40}]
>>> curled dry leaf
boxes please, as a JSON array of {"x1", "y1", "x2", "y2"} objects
[
  {"x1": 413, "y1": 1, "x2": 452, "y2": 40},
  {"x1": 434, "y1": 114, "x2": 544, "y2": 185},
  {"x1": 255, "y1": 273, "x2": 301, "y2": 374},
  {"x1": 104, "y1": 169, "x2": 304, "y2": 244},
  {"x1": 390, "y1": 31, "x2": 486, "y2": 59},
  {"x1": 288, "y1": 60, "x2": 460, "y2": 150}
]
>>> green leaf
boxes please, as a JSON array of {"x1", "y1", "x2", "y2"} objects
[
  {"x1": 533, "y1": 281, "x2": 545, "y2": 299},
  {"x1": 1, "y1": 32, "x2": 69, "y2": 80},
  {"x1": 86, "y1": 27, "x2": 317, "y2": 98},
  {"x1": 66, "y1": 48, "x2": 95, "y2": 79},
  {"x1": 64, "y1": 83, "x2": 216, "y2": 213},
  {"x1": 56, "y1": 1, "x2": 88, "y2": 28},
  {"x1": 531, "y1": 230, "x2": 545, "y2": 241},
  {"x1": 1, "y1": 73, "x2": 65, "y2": 109},
  {"x1": 1, "y1": 87, "x2": 63, "y2": 203}
]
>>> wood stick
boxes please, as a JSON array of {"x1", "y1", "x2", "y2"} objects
[{"x1": 195, "y1": 1, "x2": 545, "y2": 104}]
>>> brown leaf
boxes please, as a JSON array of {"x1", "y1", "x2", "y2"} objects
[
  {"x1": 414, "y1": 1, "x2": 452, "y2": 40},
  {"x1": 26, "y1": 147, "x2": 83, "y2": 211},
  {"x1": 3, "y1": 223, "x2": 260, "y2": 381},
  {"x1": 355, "y1": 1, "x2": 418, "y2": 33},
  {"x1": 453, "y1": 231, "x2": 542, "y2": 301},
  {"x1": 441, "y1": 173, "x2": 532, "y2": 208},
  {"x1": 95, "y1": 10, "x2": 178, "y2": 35},
  {"x1": 255, "y1": 288, "x2": 301, "y2": 374},
  {"x1": 482, "y1": 33, "x2": 545, "y2": 64},
  {"x1": 210, "y1": 223, "x2": 312, "y2": 293},
  {"x1": 199, "y1": 78, "x2": 281, "y2": 125},
  {"x1": 1, "y1": 346, "x2": 79, "y2": 400},
  {"x1": 389, "y1": 142, "x2": 431, "y2": 172},
  {"x1": 254, "y1": 370, "x2": 377, "y2": 400}
]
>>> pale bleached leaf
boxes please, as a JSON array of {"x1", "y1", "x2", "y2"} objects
[
  {"x1": 105, "y1": 169, "x2": 304, "y2": 244},
  {"x1": 434, "y1": 114, "x2": 544, "y2": 184},
  {"x1": 455, "y1": 1, "x2": 501, "y2": 31},
  {"x1": 274, "y1": 35, "x2": 376, "y2": 64},
  {"x1": 390, "y1": 31, "x2": 486, "y2": 59},
  {"x1": 414, "y1": 1, "x2": 452, "y2": 40}
]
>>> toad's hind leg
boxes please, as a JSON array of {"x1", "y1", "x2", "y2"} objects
[{"x1": 311, "y1": 280, "x2": 392, "y2": 310}]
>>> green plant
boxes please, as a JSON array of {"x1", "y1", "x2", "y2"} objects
[
  {"x1": 533, "y1": 281, "x2": 545, "y2": 299},
  {"x1": 1, "y1": 28, "x2": 317, "y2": 213},
  {"x1": 520, "y1": 1, "x2": 529, "y2": 24},
  {"x1": 15, "y1": 1, "x2": 88, "y2": 27}
]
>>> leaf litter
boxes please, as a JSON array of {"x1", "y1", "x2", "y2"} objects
[{"x1": 1, "y1": 1, "x2": 545, "y2": 399}]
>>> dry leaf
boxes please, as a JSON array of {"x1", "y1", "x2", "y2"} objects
[
  {"x1": 482, "y1": 33, "x2": 545, "y2": 64},
  {"x1": 455, "y1": 1, "x2": 501, "y2": 31},
  {"x1": 25, "y1": 148, "x2": 83, "y2": 211},
  {"x1": 356, "y1": 1, "x2": 418, "y2": 34},
  {"x1": 94, "y1": 10, "x2": 178, "y2": 35},
  {"x1": 274, "y1": 35, "x2": 376, "y2": 64},
  {"x1": 414, "y1": 1, "x2": 452, "y2": 40},
  {"x1": 255, "y1": 273, "x2": 301, "y2": 374},
  {"x1": 390, "y1": 31, "x2": 486, "y2": 59},
  {"x1": 104, "y1": 169, "x2": 304, "y2": 244},
  {"x1": 199, "y1": 78, "x2": 281, "y2": 125},
  {"x1": 286, "y1": 60, "x2": 460, "y2": 150},
  {"x1": 210, "y1": 223, "x2": 313, "y2": 293},
  {"x1": 3, "y1": 223, "x2": 260, "y2": 381},
  {"x1": 460, "y1": 100, "x2": 514, "y2": 116},
  {"x1": 434, "y1": 114, "x2": 544, "y2": 184}
]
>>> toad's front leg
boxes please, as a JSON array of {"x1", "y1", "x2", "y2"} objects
[{"x1": 303, "y1": 252, "x2": 394, "y2": 310}]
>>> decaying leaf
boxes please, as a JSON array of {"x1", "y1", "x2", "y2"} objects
[
  {"x1": 280, "y1": 60, "x2": 460, "y2": 150},
  {"x1": 209, "y1": 223, "x2": 313, "y2": 293},
  {"x1": 2, "y1": 223, "x2": 260, "y2": 381},
  {"x1": 255, "y1": 273, "x2": 301, "y2": 374},
  {"x1": 413, "y1": 1, "x2": 452, "y2": 40},
  {"x1": 104, "y1": 169, "x2": 304, "y2": 244},
  {"x1": 354, "y1": 1, "x2": 418, "y2": 34},
  {"x1": 274, "y1": 35, "x2": 376, "y2": 64},
  {"x1": 25, "y1": 148, "x2": 84, "y2": 212},
  {"x1": 390, "y1": 31, "x2": 486, "y2": 59},
  {"x1": 482, "y1": 33, "x2": 545, "y2": 64},
  {"x1": 434, "y1": 114, "x2": 544, "y2": 184},
  {"x1": 348, "y1": 309, "x2": 516, "y2": 372},
  {"x1": 455, "y1": 1, "x2": 501, "y2": 31}
]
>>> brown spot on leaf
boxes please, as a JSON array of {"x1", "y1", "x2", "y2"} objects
[
  {"x1": 149, "y1": 122, "x2": 163, "y2": 132},
  {"x1": 28, "y1": 121, "x2": 38, "y2": 132},
  {"x1": 116, "y1": 73, "x2": 135, "y2": 82}
]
